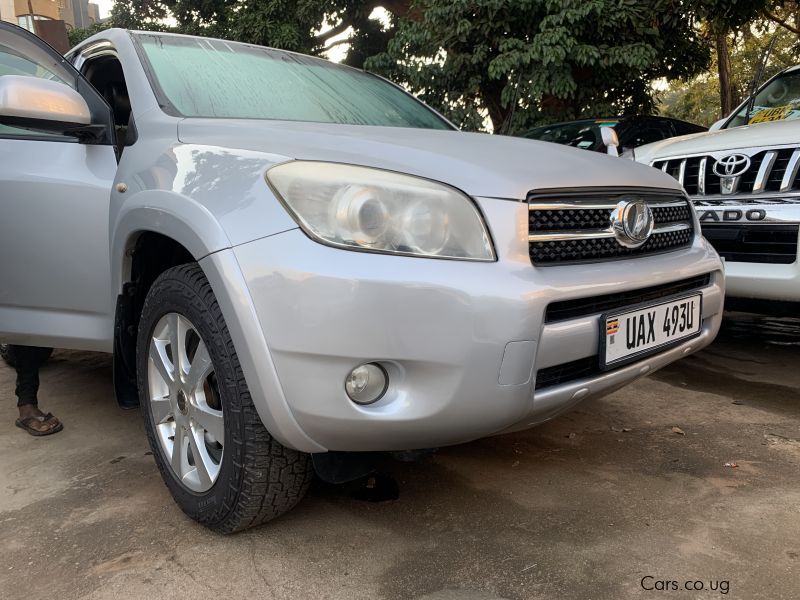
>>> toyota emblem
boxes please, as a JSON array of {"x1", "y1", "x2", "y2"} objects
[{"x1": 713, "y1": 154, "x2": 751, "y2": 178}]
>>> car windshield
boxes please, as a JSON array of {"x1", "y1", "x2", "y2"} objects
[
  {"x1": 133, "y1": 33, "x2": 452, "y2": 130},
  {"x1": 524, "y1": 119, "x2": 619, "y2": 150},
  {"x1": 726, "y1": 70, "x2": 800, "y2": 128}
]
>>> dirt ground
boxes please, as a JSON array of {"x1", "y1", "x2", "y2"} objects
[{"x1": 1, "y1": 313, "x2": 799, "y2": 600}]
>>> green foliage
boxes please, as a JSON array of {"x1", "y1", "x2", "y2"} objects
[
  {"x1": 68, "y1": 22, "x2": 113, "y2": 47},
  {"x1": 111, "y1": 0, "x2": 172, "y2": 31},
  {"x1": 661, "y1": 24, "x2": 800, "y2": 126},
  {"x1": 367, "y1": 0, "x2": 712, "y2": 132},
  {"x1": 106, "y1": 0, "x2": 790, "y2": 133},
  {"x1": 110, "y1": 0, "x2": 379, "y2": 56},
  {"x1": 691, "y1": 0, "x2": 775, "y2": 31}
]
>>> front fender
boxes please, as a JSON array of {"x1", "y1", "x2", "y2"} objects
[{"x1": 111, "y1": 190, "x2": 232, "y2": 294}]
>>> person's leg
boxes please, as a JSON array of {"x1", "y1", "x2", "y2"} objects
[
  {"x1": 14, "y1": 345, "x2": 41, "y2": 407},
  {"x1": 12, "y1": 345, "x2": 61, "y2": 435}
]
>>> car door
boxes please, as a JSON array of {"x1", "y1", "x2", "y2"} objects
[{"x1": 0, "y1": 23, "x2": 117, "y2": 351}]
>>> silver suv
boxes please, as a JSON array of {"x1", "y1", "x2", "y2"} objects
[{"x1": 0, "y1": 25, "x2": 725, "y2": 532}]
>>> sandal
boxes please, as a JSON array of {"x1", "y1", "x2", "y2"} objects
[{"x1": 15, "y1": 413, "x2": 63, "y2": 437}]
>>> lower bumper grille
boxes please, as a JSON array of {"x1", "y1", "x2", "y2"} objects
[
  {"x1": 537, "y1": 274, "x2": 713, "y2": 390},
  {"x1": 535, "y1": 356, "x2": 599, "y2": 391},
  {"x1": 545, "y1": 273, "x2": 711, "y2": 323},
  {"x1": 702, "y1": 224, "x2": 799, "y2": 264},
  {"x1": 528, "y1": 189, "x2": 694, "y2": 265}
]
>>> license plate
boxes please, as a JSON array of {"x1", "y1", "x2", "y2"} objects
[{"x1": 600, "y1": 293, "x2": 702, "y2": 369}]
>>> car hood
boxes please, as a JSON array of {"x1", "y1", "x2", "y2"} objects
[
  {"x1": 178, "y1": 119, "x2": 682, "y2": 199},
  {"x1": 635, "y1": 119, "x2": 800, "y2": 164}
]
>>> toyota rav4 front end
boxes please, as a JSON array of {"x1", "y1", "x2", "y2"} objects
[{"x1": 0, "y1": 26, "x2": 724, "y2": 532}]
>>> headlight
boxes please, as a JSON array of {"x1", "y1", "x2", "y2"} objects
[{"x1": 266, "y1": 161, "x2": 495, "y2": 261}]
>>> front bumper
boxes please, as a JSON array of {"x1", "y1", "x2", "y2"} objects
[
  {"x1": 724, "y1": 259, "x2": 800, "y2": 302},
  {"x1": 212, "y1": 197, "x2": 724, "y2": 453},
  {"x1": 695, "y1": 200, "x2": 800, "y2": 302}
]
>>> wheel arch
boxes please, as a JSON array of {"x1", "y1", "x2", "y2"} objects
[
  {"x1": 111, "y1": 193, "x2": 231, "y2": 296},
  {"x1": 109, "y1": 200, "x2": 323, "y2": 452},
  {"x1": 111, "y1": 193, "x2": 231, "y2": 410}
]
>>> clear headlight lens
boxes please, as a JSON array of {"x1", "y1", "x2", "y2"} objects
[{"x1": 266, "y1": 161, "x2": 495, "y2": 261}]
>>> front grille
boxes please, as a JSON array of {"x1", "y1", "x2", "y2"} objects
[
  {"x1": 535, "y1": 356, "x2": 598, "y2": 390},
  {"x1": 702, "y1": 224, "x2": 799, "y2": 264},
  {"x1": 545, "y1": 273, "x2": 711, "y2": 322},
  {"x1": 528, "y1": 190, "x2": 694, "y2": 265},
  {"x1": 654, "y1": 147, "x2": 800, "y2": 197}
]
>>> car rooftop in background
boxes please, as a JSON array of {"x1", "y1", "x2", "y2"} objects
[{"x1": 522, "y1": 115, "x2": 707, "y2": 153}]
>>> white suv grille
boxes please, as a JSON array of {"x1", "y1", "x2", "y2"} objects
[{"x1": 653, "y1": 147, "x2": 800, "y2": 197}]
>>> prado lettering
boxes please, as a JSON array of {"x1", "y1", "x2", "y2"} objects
[{"x1": 698, "y1": 209, "x2": 767, "y2": 223}]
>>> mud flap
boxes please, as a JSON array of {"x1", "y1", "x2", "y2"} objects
[{"x1": 113, "y1": 284, "x2": 139, "y2": 409}]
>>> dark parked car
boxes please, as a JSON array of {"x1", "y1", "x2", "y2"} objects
[{"x1": 522, "y1": 116, "x2": 707, "y2": 153}]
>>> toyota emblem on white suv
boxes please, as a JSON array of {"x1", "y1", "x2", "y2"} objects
[
  {"x1": 713, "y1": 154, "x2": 751, "y2": 195},
  {"x1": 713, "y1": 154, "x2": 751, "y2": 177}
]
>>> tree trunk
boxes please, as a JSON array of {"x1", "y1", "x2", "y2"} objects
[
  {"x1": 482, "y1": 82, "x2": 510, "y2": 133},
  {"x1": 715, "y1": 27, "x2": 735, "y2": 118}
]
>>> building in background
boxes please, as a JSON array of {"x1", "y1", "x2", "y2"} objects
[{"x1": 0, "y1": 0, "x2": 101, "y2": 31}]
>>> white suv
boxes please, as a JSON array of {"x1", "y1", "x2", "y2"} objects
[{"x1": 635, "y1": 66, "x2": 800, "y2": 314}]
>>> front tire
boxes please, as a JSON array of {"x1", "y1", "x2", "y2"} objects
[{"x1": 137, "y1": 264, "x2": 313, "y2": 533}]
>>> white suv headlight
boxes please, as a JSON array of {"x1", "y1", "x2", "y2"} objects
[{"x1": 266, "y1": 161, "x2": 495, "y2": 261}]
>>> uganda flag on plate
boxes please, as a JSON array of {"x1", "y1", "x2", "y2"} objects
[{"x1": 606, "y1": 318, "x2": 620, "y2": 335}]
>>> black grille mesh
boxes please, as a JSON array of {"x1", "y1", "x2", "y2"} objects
[
  {"x1": 530, "y1": 227, "x2": 693, "y2": 264},
  {"x1": 652, "y1": 204, "x2": 692, "y2": 223},
  {"x1": 528, "y1": 192, "x2": 694, "y2": 265},
  {"x1": 530, "y1": 209, "x2": 610, "y2": 231}
]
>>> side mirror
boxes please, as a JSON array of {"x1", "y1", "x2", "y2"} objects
[
  {"x1": 709, "y1": 118, "x2": 726, "y2": 132},
  {"x1": 600, "y1": 127, "x2": 620, "y2": 157},
  {"x1": 0, "y1": 75, "x2": 91, "y2": 136}
]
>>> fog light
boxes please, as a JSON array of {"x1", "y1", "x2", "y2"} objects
[{"x1": 345, "y1": 363, "x2": 388, "y2": 405}]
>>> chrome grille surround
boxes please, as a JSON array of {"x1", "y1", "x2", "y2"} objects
[{"x1": 528, "y1": 189, "x2": 695, "y2": 265}]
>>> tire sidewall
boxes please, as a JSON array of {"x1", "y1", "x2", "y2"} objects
[{"x1": 137, "y1": 269, "x2": 246, "y2": 527}]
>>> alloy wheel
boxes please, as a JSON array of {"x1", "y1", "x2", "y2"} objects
[{"x1": 147, "y1": 312, "x2": 224, "y2": 493}]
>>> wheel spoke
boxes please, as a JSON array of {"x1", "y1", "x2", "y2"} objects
[
  {"x1": 149, "y1": 341, "x2": 174, "y2": 387},
  {"x1": 171, "y1": 425, "x2": 186, "y2": 478},
  {"x1": 186, "y1": 341, "x2": 213, "y2": 392},
  {"x1": 167, "y1": 313, "x2": 188, "y2": 382},
  {"x1": 188, "y1": 427, "x2": 215, "y2": 489},
  {"x1": 151, "y1": 397, "x2": 173, "y2": 425},
  {"x1": 191, "y1": 402, "x2": 224, "y2": 442}
]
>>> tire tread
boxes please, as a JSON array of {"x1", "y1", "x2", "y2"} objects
[{"x1": 137, "y1": 263, "x2": 312, "y2": 533}]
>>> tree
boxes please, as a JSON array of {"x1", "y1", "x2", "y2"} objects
[
  {"x1": 107, "y1": 0, "x2": 784, "y2": 133},
  {"x1": 367, "y1": 1, "x2": 712, "y2": 132},
  {"x1": 691, "y1": 0, "x2": 782, "y2": 117},
  {"x1": 68, "y1": 21, "x2": 112, "y2": 46},
  {"x1": 110, "y1": 0, "x2": 395, "y2": 58},
  {"x1": 661, "y1": 22, "x2": 800, "y2": 125}
]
